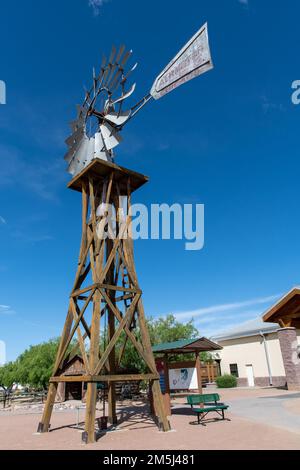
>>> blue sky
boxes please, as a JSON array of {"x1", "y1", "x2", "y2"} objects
[{"x1": 1, "y1": 0, "x2": 300, "y2": 361}]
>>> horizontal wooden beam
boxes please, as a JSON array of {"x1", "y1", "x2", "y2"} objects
[
  {"x1": 50, "y1": 373, "x2": 159, "y2": 383},
  {"x1": 115, "y1": 293, "x2": 134, "y2": 303},
  {"x1": 71, "y1": 284, "x2": 97, "y2": 298},
  {"x1": 71, "y1": 283, "x2": 141, "y2": 298},
  {"x1": 97, "y1": 283, "x2": 141, "y2": 294}
]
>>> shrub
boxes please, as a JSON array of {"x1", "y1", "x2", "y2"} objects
[{"x1": 216, "y1": 374, "x2": 237, "y2": 389}]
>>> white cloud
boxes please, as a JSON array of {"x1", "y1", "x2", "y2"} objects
[
  {"x1": 11, "y1": 232, "x2": 54, "y2": 244},
  {"x1": 169, "y1": 293, "x2": 281, "y2": 338},
  {"x1": 0, "y1": 144, "x2": 67, "y2": 201},
  {"x1": 0, "y1": 305, "x2": 15, "y2": 316},
  {"x1": 88, "y1": 0, "x2": 110, "y2": 16},
  {"x1": 238, "y1": 0, "x2": 249, "y2": 8},
  {"x1": 174, "y1": 294, "x2": 281, "y2": 321},
  {"x1": 0, "y1": 216, "x2": 6, "y2": 225},
  {"x1": 194, "y1": 309, "x2": 262, "y2": 326},
  {"x1": 0, "y1": 340, "x2": 6, "y2": 365}
]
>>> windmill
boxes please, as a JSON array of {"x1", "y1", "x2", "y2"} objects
[{"x1": 38, "y1": 23, "x2": 213, "y2": 444}]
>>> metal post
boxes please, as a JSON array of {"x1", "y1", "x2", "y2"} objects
[{"x1": 260, "y1": 331, "x2": 273, "y2": 386}]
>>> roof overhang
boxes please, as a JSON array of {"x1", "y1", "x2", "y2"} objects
[
  {"x1": 212, "y1": 325, "x2": 279, "y2": 342},
  {"x1": 263, "y1": 287, "x2": 300, "y2": 328},
  {"x1": 152, "y1": 337, "x2": 222, "y2": 355}
]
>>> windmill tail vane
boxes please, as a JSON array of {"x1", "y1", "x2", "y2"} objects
[{"x1": 64, "y1": 22, "x2": 213, "y2": 177}]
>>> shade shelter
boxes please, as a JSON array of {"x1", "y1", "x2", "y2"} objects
[{"x1": 152, "y1": 338, "x2": 222, "y2": 414}]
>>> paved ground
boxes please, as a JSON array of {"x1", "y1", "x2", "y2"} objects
[
  {"x1": 0, "y1": 387, "x2": 300, "y2": 450},
  {"x1": 228, "y1": 392, "x2": 300, "y2": 434}
]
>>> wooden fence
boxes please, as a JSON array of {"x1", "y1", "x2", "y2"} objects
[{"x1": 0, "y1": 390, "x2": 47, "y2": 409}]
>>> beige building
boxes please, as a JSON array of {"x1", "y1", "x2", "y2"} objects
[{"x1": 212, "y1": 318, "x2": 300, "y2": 387}]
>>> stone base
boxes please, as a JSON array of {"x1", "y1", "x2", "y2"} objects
[
  {"x1": 237, "y1": 376, "x2": 286, "y2": 388},
  {"x1": 287, "y1": 384, "x2": 300, "y2": 391},
  {"x1": 277, "y1": 328, "x2": 300, "y2": 391}
]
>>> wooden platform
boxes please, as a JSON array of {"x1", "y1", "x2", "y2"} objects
[{"x1": 68, "y1": 159, "x2": 149, "y2": 194}]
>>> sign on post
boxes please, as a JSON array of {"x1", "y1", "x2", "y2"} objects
[{"x1": 150, "y1": 23, "x2": 213, "y2": 100}]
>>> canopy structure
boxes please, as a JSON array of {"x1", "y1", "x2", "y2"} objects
[
  {"x1": 152, "y1": 338, "x2": 222, "y2": 415},
  {"x1": 263, "y1": 287, "x2": 300, "y2": 328},
  {"x1": 152, "y1": 337, "x2": 222, "y2": 355}
]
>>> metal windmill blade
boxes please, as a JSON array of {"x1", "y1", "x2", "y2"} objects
[
  {"x1": 64, "y1": 46, "x2": 136, "y2": 176},
  {"x1": 104, "y1": 44, "x2": 126, "y2": 89},
  {"x1": 109, "y1": 49, "x2": 133, "y2": 92},
  {"x1": 104, "y1": 110, "x2": 131, "y2": 126},
  {"x1": 100, "y1": 122, "x2": 122, "y2": 151}
]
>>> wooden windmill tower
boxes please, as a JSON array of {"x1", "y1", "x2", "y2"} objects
[{"x1": 37, "y1": 24, "x2": 213, "y2": 444}]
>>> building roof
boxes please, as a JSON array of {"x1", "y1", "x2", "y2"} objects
[
  {"x1": 263, "y1": 287, "x2": 300, "y2": 328},
  {"x1": 152, "y1": 338, "x2": 222, "y2": 354},
  {"x1": 211, "y1": 317, "x2": 279, "y2": 342}
]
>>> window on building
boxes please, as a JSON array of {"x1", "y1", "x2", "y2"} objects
[{"x1": 229, "y1": 364, "x2": 239, "y2": 378}]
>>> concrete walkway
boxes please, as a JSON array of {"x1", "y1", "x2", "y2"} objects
[{"x1": 228, "y1": 392, "x2": 300, "y2": 434}]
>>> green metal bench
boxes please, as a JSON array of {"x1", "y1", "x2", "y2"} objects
[{"x1": 187, "y1": 393, "x2": 229, "y2": 425}]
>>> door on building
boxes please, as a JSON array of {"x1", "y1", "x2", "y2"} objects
[{"x1": 246, "y1": 364, "x2": 255, "y2": 387}]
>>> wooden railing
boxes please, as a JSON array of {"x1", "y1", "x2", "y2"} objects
[{"x1": 0, "y1": 391, "x2": 47, "y2": 409}]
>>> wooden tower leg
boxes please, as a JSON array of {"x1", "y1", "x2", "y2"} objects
[
  {"x1": 37, "y1": 309, "x2": 73, "y2": 433},
  {"x1": 83, "y1": 286, "x2": 101, "y2": 444},
  {"x1": 37, "y1": 383, "x2": 58, "y2": 433},
  {"x1": 137, "y1": 300, "x2": 171, "y2": 432},
  {"x1": 107, "y1": 359, "x2": 117, "y2": 425},
  {"x1": 123, "y1": 184, "x2": 171, "y2": 432},
  {"x1": 83, "y1": 383, "x2": 98, "y2": 444},
  {"x1": 82, "y1": 179, "x2": 102, "y2": 444},
  {"x1": 107, "y1": 302, "x2": 117, "y2": 425},
  {"x1": 107, "y1": 238, "x2": 117, "y2": 425}
]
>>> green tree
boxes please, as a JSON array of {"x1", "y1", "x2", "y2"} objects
[
  {"x1": 0, "y1": 362, "x2": 17, "y2": 390},
  {"x1": 147, "y1": 315, "x2": 198, "y2": 345},
  {"x1": 0, "y1": 315, "x2": 211, "y2": 389},
  {"x1": 14, "y1": 338, "x2": 60, "y2": 389},
  {"x1": 117, "y1": 314, "x2": 200, "y2": 373},
  {"x1": 200, "y1": 351, "x2": 214, "y2": 363}
]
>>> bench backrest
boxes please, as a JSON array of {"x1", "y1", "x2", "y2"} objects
[{"x1": 187, "y1": 394, "x2": 220, "y2": 405}]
